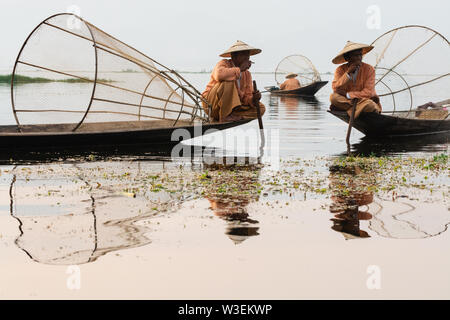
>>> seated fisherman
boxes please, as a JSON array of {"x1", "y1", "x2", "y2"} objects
[
  {"x1": 329, "y1": 41, "x2": 382, "y2": 118},
  {"x1": 202, "y1": 40, "x2": 265, "y2": 122},
  {"x1": 280, "y1": 73, "x2": 301, "y2": 90}
]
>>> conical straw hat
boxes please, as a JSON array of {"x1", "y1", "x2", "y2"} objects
[
  {"x1": 220, "y1": 40, "x2": 262, "y2": 58},
  {"x1": 332, "y1": 41, "x2": 374, "y2": 64},
  {"x1": 285, "y1": 72, "x2": 298, "y2": 79}
]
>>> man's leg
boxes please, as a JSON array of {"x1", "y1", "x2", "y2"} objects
[
  {"x1": 330, "y1": 93, "x2": 353, "y2": 111},
  {"x1": 353, "y1": 99, "x2": 381, "y2": 118},
  {"x1": 203, "y1": 81, "x2": 241, "y2": 121},
  {"x1": 231, "y1": 102, "x2": 266, "y2": 119}
]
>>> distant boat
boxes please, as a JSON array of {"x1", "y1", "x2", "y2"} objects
[
  {"x1": 268, "y1": 54, "x2": 328, "y2": 97},
  {"x1": 328, "y1": 110, "x2": 450, "y2": 137},
  {"x1": 265, "y1": 81, "x2": 328, "y2": 97}
]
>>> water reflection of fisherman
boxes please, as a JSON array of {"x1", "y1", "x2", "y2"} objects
[
  {"x1": 329, "y1": 164, "x2": 374, "y2": 239},
  {"x1": 208, "y1": 198, "x2": 260, "y2": 245},
  {"x1": 279, "y1": 96, "x2": 301, "y2": 109},
  {"x1": 330, "y1": 197, "x2": 373, "y2": 239},
  {"x1": 203, "y1": 162, "x2": 261, "y2": 244}
]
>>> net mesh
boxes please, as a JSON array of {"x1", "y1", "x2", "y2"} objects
[
  {"x1": 363, "y1": 25, "x2": 450, "y2": 114},
  {"x1": 274, "y1": 54, "x2": 321, "y2": 86},
  {"x1": 11, "y1": 13, "x2": 207, "y2": 131}
]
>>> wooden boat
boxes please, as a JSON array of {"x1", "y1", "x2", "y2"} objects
[
  {"x1": 270, "y1": 54, "x2": 328, "y2": 97},
  {"x1": 5, "y1": 13, "x2": 255, "y2": 151},
  {"x1": 266, "y1": 81, "x2": 328, "y2": 97},
  {"x1": 328, "y1": 110, "x2": 450, "y2": 137},
  {"x1": 0, "y1": 119, "x2": 252, "y2": 148}
]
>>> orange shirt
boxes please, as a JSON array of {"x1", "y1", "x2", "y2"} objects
[
  {"x1": 332, "y1": 62, "x2": 376, "y2": 99},
  {"x1": 202, "y1": 59, "x2": 254, "y2": 106},
  {"x1": 280, "y1": 78, "x2": 301, "y2": 90}
]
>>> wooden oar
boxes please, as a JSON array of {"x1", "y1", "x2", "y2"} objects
[
  {"x1": 253, "y1": 80, "x2": 264, "y2": 130},
  {"x1": 253, "y1": 80, "x2": 265, "y2": 160},
  {"x1": 346, "y1": 98, "x2": 358, "y2": 155}
]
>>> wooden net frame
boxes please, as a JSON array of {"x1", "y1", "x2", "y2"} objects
[
  {"x1": 11, "y1": 13, "x2": 210, "y2": 132},
  {"x1": 364, "y1": 25, "x2": 449, "y2": 115}
]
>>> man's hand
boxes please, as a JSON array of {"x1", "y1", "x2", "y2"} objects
[
  {"x1": 347, "y1": 62, "x2": 361, "y2": 74},
  {"x1": 239, "y1": 60, "x2": 251, "y2": 72}
]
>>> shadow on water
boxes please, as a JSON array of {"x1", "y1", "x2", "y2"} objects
[{"x1": 350, "y1": 133, "x2": 449, "y2": 156}]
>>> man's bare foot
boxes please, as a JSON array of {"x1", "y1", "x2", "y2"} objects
[{"x1": 222, "y1": 114, "x2": 243, "y2": 122}]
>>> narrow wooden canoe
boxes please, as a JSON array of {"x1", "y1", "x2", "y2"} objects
[
  {"x1": 268, "y1": 81, "x2": 328, "y2": 96},
  {"x1": 328, "y1": 110, "x2": 450, "y2": 137},
  {"x1": 0, "y1": 118, "x2": 252, "y2": 148}
]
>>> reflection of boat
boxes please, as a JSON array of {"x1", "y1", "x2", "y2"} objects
[
  {"x1": 351, "y1": 133, "x2": 449, "y2": 156},
  {"x1": 266, "y1": 81, "x2": 328, "y2": 97},
  {"x1": 328, "y1": 110, "x2": 450, "y2": 137}
]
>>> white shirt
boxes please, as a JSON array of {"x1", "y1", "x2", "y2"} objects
[{"x1": 345, "y1": 66, "x2": 359, "y2": 99}]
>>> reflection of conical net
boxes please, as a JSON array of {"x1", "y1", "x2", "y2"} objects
[
  {"x1": 275, "y1": 54, "x2": 321, "y2": 86},
  {"x1": 364, "y1": 25, "x2": 450, "y2": 113},
  {"x1": 369, "y1": 201, "x2": 450, "y2": 239},
  {"x1": 9, "y1": 166, "x2": 153, "y2": 265},
  {"x1": 11, "y1": 13, "x2": 207, "y2": 131}
]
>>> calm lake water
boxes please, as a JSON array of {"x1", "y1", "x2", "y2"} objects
[
  {"x1": 0, "y1": 72, "x2": 449, "y2": 299},
  {"x1": 1, "y1": 72, "x2": 448, "y2": 158}
]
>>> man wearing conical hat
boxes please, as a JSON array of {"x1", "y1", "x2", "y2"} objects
[
  {"x1": 329, "y1": 41, "x2": 381, "y2": 118},
  {"x1": 280, "y1": 73, "x2": 301, "y2": 91},
  {"x1": 202, "y1": 40, "x2": 265, "y2": 122}
]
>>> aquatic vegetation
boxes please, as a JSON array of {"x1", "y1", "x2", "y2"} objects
[
  {"x1": 0, "y1": 74, "x2": 114, "y2": 84},
  {"x1": 1, "y1": 153, "x2": 447, "y2": 218}
]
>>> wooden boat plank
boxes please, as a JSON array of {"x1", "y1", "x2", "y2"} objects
[{"x1": 0, "y1": 119, "x2": 253, "y2": 147}]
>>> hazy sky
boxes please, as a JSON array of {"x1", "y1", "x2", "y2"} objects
[{"x1": 0, "y1": 0, "x2": 448, "y2": 73}]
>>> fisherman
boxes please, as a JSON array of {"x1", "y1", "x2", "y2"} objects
[
  {"x1": 280, "y1": 72, "x2": 301, "y2": 90},
  {"x1": 202, "y1": 40, "x2": 265, "y2": 122},
  {"x1": 329, "y1": 41, "x2": 381, "y2": 118}
]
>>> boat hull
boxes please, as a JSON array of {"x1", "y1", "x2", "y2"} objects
[
  {"x1": 270, "y1": 81, "x2": 328, "y2": 96},
  {"x1": 0, "y1": 119, "x2": 253, "y2": 148},
  {"x1": 328, "y1": 110, "x2": 450, "y2": 137}
]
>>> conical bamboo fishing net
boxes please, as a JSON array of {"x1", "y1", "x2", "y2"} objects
[
  {"x1": 363, "y1": 25, "x2": 450, "y2": 114},
  {"x1": 11, "y1": 13, "x2": 208, "y2": 132},
  {"x1": 274, "y1": 54, "x2": 321, "y2": 86}
]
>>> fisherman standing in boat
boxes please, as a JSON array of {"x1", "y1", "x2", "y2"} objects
[
  {"x1": 330, "y1": 41, "x2": 381, "y2": 118},
  {"x1": 280, "y1": 72, "x2": 301, "y2": 91},
  {"x1": 202, "y1": 40, "x2": 265, "y2": 122}
]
